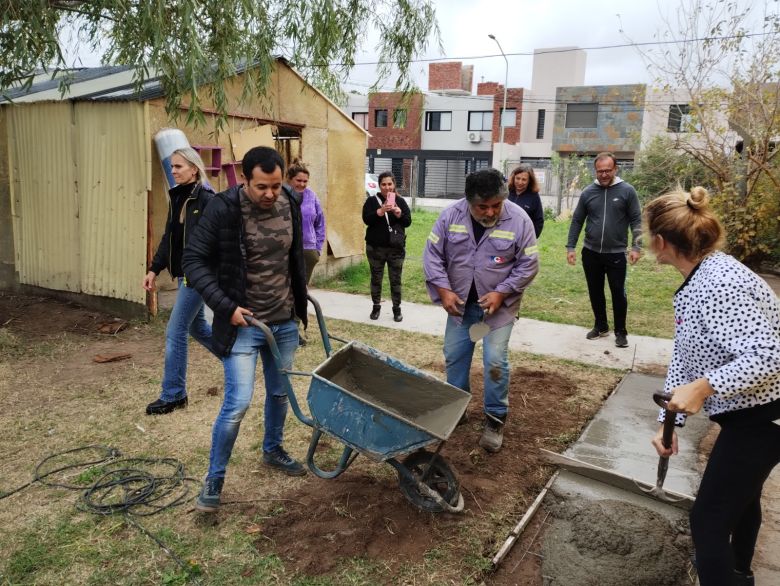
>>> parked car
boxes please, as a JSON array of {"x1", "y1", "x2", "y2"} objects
[{"x1": 365, "y1": 173, "x2": 380, "y2": 198}]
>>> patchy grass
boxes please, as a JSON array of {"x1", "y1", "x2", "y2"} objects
[
  {"x1": 315, "y1": 210, "x2": 682, "y2": 338},
  {"x1": 0, "y1": 294, "x2": 619, "y2": 585}
]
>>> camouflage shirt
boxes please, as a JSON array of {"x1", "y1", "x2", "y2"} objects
[{"x1": 240, "y1": 190, "x2": 294, "y2": 323}]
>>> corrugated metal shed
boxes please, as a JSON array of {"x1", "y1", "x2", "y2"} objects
[
  {"x1": 1, "y1": 59, "x2": 368, "y2": 316},
  {"x1": 6, "y1": 101, "x2": 149, "y2": 305}
]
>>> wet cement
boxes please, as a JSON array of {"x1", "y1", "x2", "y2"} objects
[
  {"x1": 313, "y1": 341, "x2": 469, "y2": 438},
  {"x1": 565, "y1": 373, "x2": 710, "y2": 497},
  {"x1": 538, "y1": 373, "x2": 705, "y2": 585},
  {"x1": 541, "y1": 498, "x2": 692, "y2": 586}
]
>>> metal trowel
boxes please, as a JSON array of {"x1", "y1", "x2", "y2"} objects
[{"x1": 468, "y1": 307, "x2": 491, "y2": 342}]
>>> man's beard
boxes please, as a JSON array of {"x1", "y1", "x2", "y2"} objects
[{"x1": 476, "y1": 216, "x2": 499, "y2": 228}]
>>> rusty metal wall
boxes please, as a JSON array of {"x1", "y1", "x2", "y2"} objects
[{"x1": 6, "y1": 102, "x2": 149, "y2": 304}]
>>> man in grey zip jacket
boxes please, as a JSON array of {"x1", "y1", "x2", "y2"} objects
[{"x1": 566, "y1": 152, "x2": 641, "y2": 348}]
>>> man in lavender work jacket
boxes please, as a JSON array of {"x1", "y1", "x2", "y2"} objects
[{"x1": 423, "y1": 168, "x2": 539, "y2": 452}]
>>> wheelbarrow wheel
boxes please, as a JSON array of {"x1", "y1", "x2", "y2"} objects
[{"x1": 397, "y1": 450, "x2": 460, "y2": 513}]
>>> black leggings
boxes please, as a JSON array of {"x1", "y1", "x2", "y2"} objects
[
  {"x1": 690, "y1": 420, "x2": 780, "y2": 585},
  {"x1": 581, "y1": 247, "x2": 628, "y2": 334},
  {"x1": 366, "y1": 244, "x2": 405, "y2": 306}
]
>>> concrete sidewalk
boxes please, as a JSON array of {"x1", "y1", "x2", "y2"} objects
[{"x1": 307, "y1": 288, "x2": 672, "y2": 371}]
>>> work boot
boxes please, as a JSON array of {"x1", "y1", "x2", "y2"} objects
[
  {"x1": 370, "y1": 304, "x2": 381, "y2": 320},
  {"x1": 263, "y1": 447, "x2": 306, "y2": 476},
  {"x1": 479, "y1": 414, "x2": 506, "y2": 453},
  {"x1": 393, "y1": 305, "x2": 403, "y2": 322},
  {"x1": 195, "y1": 477, "x2": 224, "y2": 513},
  {"x1": 615, "y1": 332, "x2": 629, "y2": 348},
  {"x1": 733, "y1": 570, "x2": 755, "y2": 586},
  {"x1": 145, "y1": 396, "x2": 187, "y2": 415},
  {"x1": 585, "y1": 327, "x2": 609, "y2": 340}
]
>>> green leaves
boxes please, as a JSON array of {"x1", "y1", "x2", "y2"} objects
[{"x1": 1, "y1": 0, "x2": 439, "y2": 128}]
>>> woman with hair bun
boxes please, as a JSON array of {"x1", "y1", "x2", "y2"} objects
[
  {"x1": 143, "y1": 147, "x2": 216, "y2": 415},
  {"x1": 645, "y1": 186, "x2": 780, "y2": 586}
]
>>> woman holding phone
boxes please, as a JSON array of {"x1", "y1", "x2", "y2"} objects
[{"x1": 361, "y1": 171, "x2": 412, "y2": 322}]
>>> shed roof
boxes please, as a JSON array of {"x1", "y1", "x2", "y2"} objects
[{"x1": 1, "y1": 60, "x2": 368, "y2": 135}]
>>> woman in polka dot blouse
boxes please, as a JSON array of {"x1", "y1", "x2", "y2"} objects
[{"x1": 644, "y1": 186, "x2": 780, "y2": 586}]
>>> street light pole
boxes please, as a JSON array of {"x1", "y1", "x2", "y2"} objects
[{"x1": 489, "y1": 34, "x2": 508, "y2": 175}]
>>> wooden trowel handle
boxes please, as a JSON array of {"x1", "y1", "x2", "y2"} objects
[{"x1": 653, "y1": 393, "x2": 677, "y2": 450}]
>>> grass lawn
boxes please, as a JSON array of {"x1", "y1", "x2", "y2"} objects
[{"x1": 315, "y1": 209, "x2": 683, "y2": 339}]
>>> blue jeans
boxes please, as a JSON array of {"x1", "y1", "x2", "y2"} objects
[
  {"x1": 160, "y1": 278, "x2": 214, "y2": 402},
  {"x1": 206, "y1": 319, "x2": 298, "y2": 480},
  {"x1": 443, "y1": 302, "x2": 513, "y2": 418}
]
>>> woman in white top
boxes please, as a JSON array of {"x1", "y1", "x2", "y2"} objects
[{"x1": 645, "y1": 186, "x2": 780, "y2": 586}]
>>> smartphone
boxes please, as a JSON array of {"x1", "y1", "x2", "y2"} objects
[{"x1": 385, "y1": 192, "x2": 396, "y2": 207}]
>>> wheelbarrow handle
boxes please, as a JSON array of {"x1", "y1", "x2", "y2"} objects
[{"x1": 243, "y1": 315, "x2": 315, "y2": 428}]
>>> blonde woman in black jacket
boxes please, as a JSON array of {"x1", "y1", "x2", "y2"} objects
[{"x1": 143, "y1": 147, "x2": 216, "y2": 415}]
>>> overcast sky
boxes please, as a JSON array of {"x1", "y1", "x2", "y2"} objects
[
  {"x1": 65, "y1": 0, "x2": 775, "y2": 96},
  {"x1": 342, "y1": 0, "x2": 776, "y2": 94}
]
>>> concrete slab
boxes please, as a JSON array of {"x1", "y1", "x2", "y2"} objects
[{"x1": 565, "y1": 373, "x2": 709, "y2": 497}]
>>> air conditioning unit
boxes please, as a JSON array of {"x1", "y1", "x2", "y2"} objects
[{"x1": 467, "y1": 131, "x2": 481, "y2": 143}]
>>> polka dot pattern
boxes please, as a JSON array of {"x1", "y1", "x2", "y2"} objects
[{"x1": 660, "y1": 252, "x2": 780, "y2": 426}]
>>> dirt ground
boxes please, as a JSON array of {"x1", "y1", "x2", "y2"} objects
[
  {"x1": 0, "y1": 292, "x2": 620, "y2": 584},
  {"x1": 255, "y1": 366, "x2": 593, "y2": 582}
]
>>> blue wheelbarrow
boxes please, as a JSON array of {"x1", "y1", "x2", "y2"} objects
[{"x1": 245, "y1": 296, "x2": 470, "y2": 513}]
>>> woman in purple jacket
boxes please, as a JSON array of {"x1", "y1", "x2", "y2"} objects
[{"x1": 286, "y1": 160, "x2": 326, "y2": 283}]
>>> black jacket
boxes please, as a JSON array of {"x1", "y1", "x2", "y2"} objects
[
  {"x1": 182, "y1": 184, "x2": 308, "y2": 357},
  {"x1": 149, "y1": 182, "x2": 215, "y2": 277},
  {"x1": 362, "y1": 194, "x2": 412, "y2": 247},
  {"x1": 508, "y1": 190, "x2": 544, "y2": 237}
]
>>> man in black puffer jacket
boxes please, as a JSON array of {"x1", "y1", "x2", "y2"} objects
[{"x1": 182, "y1": 147, "x2": 309, "y2": 513}]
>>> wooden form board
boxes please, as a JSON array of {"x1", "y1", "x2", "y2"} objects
[{"x1": 540, "y1": 449, "x2": 695, "y2": 510}]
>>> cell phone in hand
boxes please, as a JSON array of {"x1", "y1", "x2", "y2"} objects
[{"x1": 385, "y1": 192, "x2": 396, "y2": 207}]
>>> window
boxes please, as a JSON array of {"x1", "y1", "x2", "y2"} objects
[
  {"x1": 667, "y1": 104, "x2": 696, "y2": 133},
  {"x1": 425, "y1": 111, "x2": 452, "y2": 131},
  {"x1": 374, "y1": 109, "x2": 388, "y2": 128},
  {"x1": 352, "y1": 112, "x2": 368, "y2": 130},
  {"x1": 565, "y1": 103, "x2": 598, "y2": 128},
  {"x1": 536, "y1": 109, "x2": 546, "y2": 139},
  {"x1": 468, "y1": 111, "x2": 493, "y2": 131},
  {"x1": 392, "y1": 108, "x2": 407, "y2": 128},
  {"x1": 500, "y1": 108, "x2": 517, "y2": 128}
]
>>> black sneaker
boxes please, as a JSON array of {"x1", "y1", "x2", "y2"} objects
[
  {"x1": 615, "y1": 332, "x2": 629, "y2": 348},
  {"x1": 145, "y1": 396, "x2": 187, "y2": 415},
  {"x1": 392, "y1": 306, "x2": 403, "y2": 322},
  {"x1": 263, "y1": 447, "x2": 306, "y2": 476},
  {"x1": 195, "y1": 477, "x2": 224, "y2": 513},
  {"x1": 585, "y1": 327, "x2": 609, "y2": 340},
  {"x1": 733, "y1": 570, "x2": 755, "y2": 586},
  {"x1": 370, "y1": 305, "x2": 381, "y2": 320}
]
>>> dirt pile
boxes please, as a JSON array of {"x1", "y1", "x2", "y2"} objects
[
  {"x1": 255, "y1": 366, "x2": 614, "y2": 578},
  {"x1": 541, "y1": 498, "x2": 692, "y2": 586}
]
